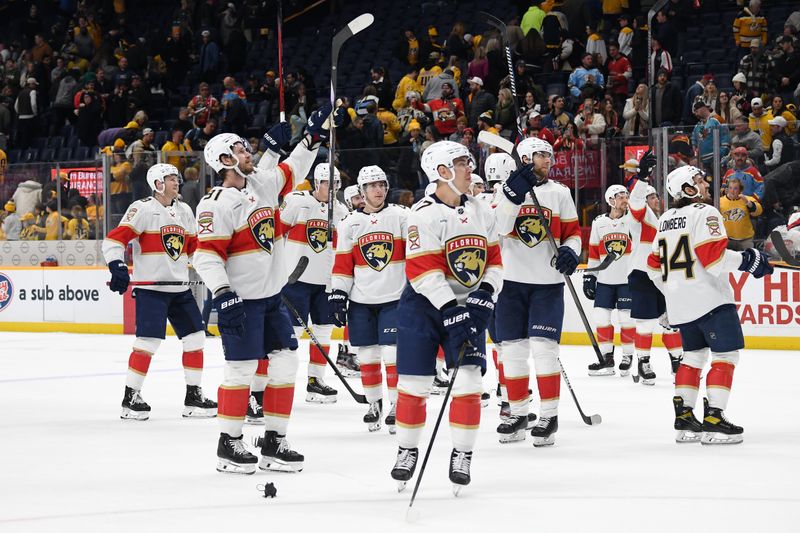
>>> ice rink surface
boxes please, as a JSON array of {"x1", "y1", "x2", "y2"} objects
[{"x1": 1, "y1": 332, "x2": 798, "y2": 533}]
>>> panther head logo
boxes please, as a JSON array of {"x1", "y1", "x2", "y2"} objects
[
  {"x1": 358, "y1": 232, "x2": 395, "y2": 271},
  {"x1": 446, "y1": 235, "x2": 487, "y2": 287}
]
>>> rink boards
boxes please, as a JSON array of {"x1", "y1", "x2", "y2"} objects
[{"x1": 0, "y1": 266, "x2": 797, "y2": 349}]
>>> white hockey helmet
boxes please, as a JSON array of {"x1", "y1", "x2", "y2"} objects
[
  {"x1": 484, "y1": 152, "x2": 516, "y2": 183},
  {"x1": 516, "y1": 136, "x2": 554, "y2": 164},
  {"x1": 203, "y1": 133, "x2": 253, "y2": 174},
  {"x1": 146, "y1": 163, "x2": 181, "y2": 193},
  {"x1": 420, "y1": 140, "x2": 473, "y2": 183},
  {"x1": 645, "y1": 184, "x2": 657, "y2": 197},
  {"x1": 313, "y1": 163, "x2": 342, "y2": 188},
  {"x1": 357, "y1": 165, "x2": 389, "y2": 194},
  {"x1": 469, "y1": 173, "x2": 485, "y2": 196},
  {"x1": 343, "y1": 185, "x2": 361, "y2": 210},
  {"x1": 605, "y1": 184, "x2": 629, "y2": 207},
  {"x1": 666, "y1": 165, "x2": 705, "y2": 200}
]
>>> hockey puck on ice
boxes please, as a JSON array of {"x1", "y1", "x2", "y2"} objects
[{"x1": 257, "y1": 483, "x2": 277, "y2": 498}]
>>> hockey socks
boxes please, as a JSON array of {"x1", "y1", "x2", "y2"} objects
[
  {"x1": 396, "y1": 391, "x2": 427, "y2": 449},
  {"x1": 449, "y1": 394, "x2": 480, "y2": 452},
  {"x1": 182, "y1": 350, "x2": 203, "y2": 387},
  {"x1": 596, "y1": 325, "x2": 614, "y2": 354},
  {"x1": 217, "y1": 385, "x2": 250, "y2": 437},
  {"x1": 675, "y1": 364, "x2": 702, "y2": 408},
  {"x1": 125, "y1": 350, "x2": 152, "y2": 391},
  {"x1": 706, "y1": 361, "x2": 735, "y2": 411}
]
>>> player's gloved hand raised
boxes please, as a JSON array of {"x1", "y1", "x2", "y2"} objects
[
  {"x1": 306, "y1": 102, "x2": 333, "y2": 139},
  {"x1": 501, "y1": 164, "x2": 535, "y2": 205},
  {"x1": 442, "y1": 305, "x2": 478, "y2": 349},
  {"x1": 465, "y1": 288, "x2": 494, "y2": 333},
  {"x1": 636, "y1": 149, "x2": 657, "y2": 181},
  {"x1": 554, "y1": 245, "x2": 579, "y2": 275},
  {"x1": 328, "y1": 290, "x2": 348, "y2": 327},
  {"x1": 213, "y1": 290, "x2": 246, "y2": 338},
  {"x1": 107, "y1": 260, "x2": 130, "y2": 294},
  {"x1": 583, "y1": 274, "x2": 597, "y2": 300},
  {"x1": 739, "y1": 248, "x2": 774, "y2": 279},
  {"x1": 263, "y1": 122, "x2": 291, "y2": 153}
]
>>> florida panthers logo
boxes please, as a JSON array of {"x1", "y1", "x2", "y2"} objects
[
  {"x1": 160, "y1": 225, "x2": 185, "y2": 261},
  {"x1": 514, "y1": 205, "x2": 551, "y2": 248},
  {"x1": 446, "y1": 235, "x2": 487, "y2": 287},
  {"x1": 306, "y1": 219, "x2": 328, "y2": 253},
  {"x1": 602, "y1": 232, "x2": 630, "y2": 259},
  {"x1": 249, "y1": 208, "x2": 275, "y2": 254},
  {"x1": 358, "y1": 232, "x2": 394, "y2": 271}
]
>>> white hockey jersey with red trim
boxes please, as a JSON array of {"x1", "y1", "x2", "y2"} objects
[
  {"x1": 627, "y1": 179, "x2": 659, "y2": 273},
  {"x1": 279, "y1": 190, "x2": 348, "y2": 286},
  {"x1": 405, "y1": 194, "x2": 503, "y2": 309},
  {"x1": 588, "y1": 213, "x2": 633, "y2": 285},
  {"x1": 102, "y1": 197, "x2": 197, "y2": 293},
  {"x1": 193, "y1": 144, "x2": 317, "y2": 299},
  {"x1": 332, "y1": 204, "x2": 408, "y2": 304},
  {"x1": 647, "y1": 202, "x2": 743, "y2": 325},
  {"x1": 494, "y1": 180, "x2": 581, "y2": 284}
]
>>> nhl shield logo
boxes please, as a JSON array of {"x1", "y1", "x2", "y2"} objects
[
  {"x1": 514, "y1": 206, "x2": 551, "y2": 248},
  {"x1": 358, "y1": 232, "x2": 394, "y2": 271},
  {"x1": 160, "y1": 225, "x2": 185, "y2": 261},
  {"x1": 249, "y1": 208, "x2": 276, "y2": 254},
  {"x1": 602, "y1": 232, "x2": 629, "y2": 258},
  {"x1": 306, "y1": 219, "x2": 329, "y2": 253},
  {"x1": 446, "y1": 235, "x2": 487, "y2": 287}
]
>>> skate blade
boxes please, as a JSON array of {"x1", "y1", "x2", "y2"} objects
[
  {"x1": 120, "y1": 408, "x2": 150, "y2": 421},
  {"x1": 532, "y1": 435, "x2": 556, "y2": 447},
  {"x1": 258, "y1": 457, "x2": 304, "y2": 473},
  {"x1": 481, "y1": 398, "x2": 490, "y2": 408},
  {"x1": 620, "y1": 369, "x2": 630, "y2": 377},
  {"x1": 701, "y1": 432, "x2": 743, "y2": 445},
  {"x1": 387, "y1": 424, "x2": 396, "y2": 435},
  {"x1": 588, "y1": 369, "x2": 616, "y2": 376},
  {"x1": 305, "y1": 393, "x2": 338, "y2": 404},
  {"x1": 245, "y1": 416, "x2": 266, "y2": 425},
  {"x1": 367, "y1": 422, "x2": 382, "y2": 432},
  {"x1": 396, "y1": 480, "x2": 408, "y2": 493},
  {"x1": 452, "y1": 483, "x2": 465, "y2": 497},
  {"x1": 182, "y1": 406, "x2": 217, "y2": 418},
  {"x1": 498, "y1": 430, "x2": 526, "y2": 443},
  {"x1": 336, "y1": 365, "x2": 360, "y2": 378},
  {"x1": 675, "y1": 430, "x2": 702, "y2": 443},
  {"x1": 216, "y1": 458, "x2": 257, "y2": 475},
  {"x1": 641, "y1": 378, "x2": 655, "y2": 386}
]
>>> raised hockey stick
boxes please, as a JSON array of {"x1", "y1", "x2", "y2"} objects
[
  {"x1": 769, "y1": 230, "x2": 800, "y2": 266},
  {"x1": 277, "y1": 0, "x2": 285, "y2": 122},
  {"x1": 558, "y1": 359, "x2": 602, "y2": 425}
]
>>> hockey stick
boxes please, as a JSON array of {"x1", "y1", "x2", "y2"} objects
[
  {"x1": 277, "y1": 0, "x2": 285, "y2": 122},
  {"x1": 406, "y1": 342, "x2": 468, "y2": 522},
  {"x1": 581, "y1": 252, "x2": 618, "y2": 273},
  {"x1": 108, "y1": 280, "x2": 205, "y2": 287},
  {"x1": 770, "y1": 261, "x2": 800, "y2": 271},
  {"x1": 481, "y1": 12, "x2": 523, "y2": 141},
  {"x1": 558, "y1": 358, "x2": 602, "y2": 425},
  {"x1": 769, "y1": 230, "x2": 800, "y2": 266}
]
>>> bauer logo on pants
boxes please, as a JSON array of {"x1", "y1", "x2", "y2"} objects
[
  {"x1": 514, "y1": 205, "x2": 551, "y2": 248},
  {"x1": 160, "y1": 225, "x2": 186, "y2": 261},
  {"x1": 602, "y1": 232, "x2": 630, "y2": 258},
  {"x1": 249, "y1": 208, "x2": 275, "y2": 254},
  {"x1": 445, "y1": 234, "x2": 487, "y2": 287},
  {"x1": 306, "y1": 219, "x2": 328, "y2": 253},
  {"x1": 358, "y1": 232, "x2": 394, "y2": 271}
]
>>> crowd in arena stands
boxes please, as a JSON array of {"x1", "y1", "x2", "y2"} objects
[{"x1": 0, "y1": 0, "x2": 799, "y2": 243}]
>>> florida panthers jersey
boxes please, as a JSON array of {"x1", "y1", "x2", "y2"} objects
[
  {"x1": 405, "y1": 194, "x2": 503, "y2": 309},
  {"x1": 589, "y1": 213, "x2": 633, "y2": 285},
  {"x1": 103, "y1": 197, "x2": 197, "y2": 293},
  {"x1": 647, "y1": 202, "x2": 743, "y2": 325},
  {"x1": 332, "y1": 204, "x2": 408, "y2": 304},
  {"x1": 494, "y1": 180, "x2": 581, "y2": 285},
  {"x1": 280, "y1": 190, "x2": 348, "y2": 287},
  {"x1": 193, "y1": 144, "x2": 316, "y2": 299},
  {"x1": 627, "y1": 179, "x2": 659, "y2": 273}
]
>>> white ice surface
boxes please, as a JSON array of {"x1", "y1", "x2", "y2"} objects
[{"x1": 1, "y1": 332, "x2": 798, "y2": 532}]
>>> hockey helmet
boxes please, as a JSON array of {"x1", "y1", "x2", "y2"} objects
[
  {"x1": 420, "y1": 140, "x2": 473, "y2": 183},
  {"x1": 313, "y1": 163, "x2": 342, "y2": 188},
  {"x1": 646, "y1": 185, "x2": 657, "y2": 197},
  {"x1": 788, "y1": 212, "x2": 800, "y2": 231},
  {"x1": 203, "y1": 133, "x2": 253, "y2": 174},
  {"x1": 516, "y1": 137, "x2": 554, "y2": 164},
  {"x1": 146, "y1": 163, "x2": 181, "y2": 193},
  {"x1": 605, "y1": 184, "x2": 629, "y2": 208},
  {"x1": 343, "y1": 185, "x2": 362, "y2": 210},
  {"x1": 666, "y1": 166, "x2": 705, "y2": 200},
  {"x1": 484, "y1": 152, "x2": 516, "y2": 183},
  {"x1": 357, "y1": 165, "x2": 389, "y2": 194},
  {"x1": 469, "y1": 173, "x2": 485, "y2": 196}
]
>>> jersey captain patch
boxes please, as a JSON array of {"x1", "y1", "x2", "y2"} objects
[
  {"x1": 446, "y1": 234, "x2": 487, "y2": 287},
  {"x1": 306, "y1": 219, "x2": 328, "y2": 253},
  {"x1": 161, "y1": 225, "x2": 186, "y2": 261},
  {"x1": 358, "y1": 232, "x2": 394, "y2": 271},
  {"x1": 602, "y1": 232, "x2": 630, "y2": 258},
  {"x1": 248, "y1": 207, "x2": 275, "y2": 254},
  {"x1": 514, "y1": 205, "x2": 551, "y2": 248}
]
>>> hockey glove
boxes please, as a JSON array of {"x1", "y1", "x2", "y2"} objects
[
  {"x1": 328, "y1": 289, "x2": 348, "y2": 327},
  {"x1": 554, "y1": 246, "x2": 579, "y2": 275},
  {"x1": 305, "y1": 102, "x2": 333, "y2": 138},
  {"x1": 263, "y1": 122, "x2": 291, "y2": 154},
  {"x1": 107, "y1": 260, "x2": 130, "y2": 294},
  {"x1": 501, "y1": 164, "x2": 535, "y2": 205},
  {"x1": 739, "y1": 248, "x2": 774, "y2": 279},
  {"x1": 442, "y1": 305, "x2": 478, "y2": 349},
  {"x1": 583, "y1": 274, "x2": 597, "y2": 300},
  {"x1": 213, "y1": 290, "x2": 246, "y2": 338},
  {"x1": 465, "y1": 288, "x2": 494, "y2": 333},
  {"x1": 636, "y1": 149, "x2": 657, "y2": 181}
]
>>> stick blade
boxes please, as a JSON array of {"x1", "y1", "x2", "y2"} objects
[
  {"x1": 287, "y1": 256, "x2": 310, "y2": 285},
  {"x1": 405, "y1": 506, "x2": 420, "y2": 523},
  {"x1": 477, "y1": 130, "x2": 515, "y2": 156},
  {"x1": 589, "y1": 414, "x2": 602, "y2": 425},
  {"x1": 348, "y1": 13, "x2": 374, "y2": 35}
]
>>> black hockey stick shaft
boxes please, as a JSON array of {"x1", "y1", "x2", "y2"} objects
[
  {"x1": 109, "y1": 280, "x2": 205, "y2": 287},
  {"x1": 581, "y1": 252, "x2": 617, "y2": 273},
  {"x1": 558, "y1": 358, "x2": 602, "y2": 425}
]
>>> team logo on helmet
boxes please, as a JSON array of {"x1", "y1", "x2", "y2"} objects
[
  {"x1": 358, "y1": 232, "x2": 394, "y2": 271},
  {"x1": 0, "y1": 272, "x2": 14, "y2": 312},
  {"x1": 514, "y1": 206, "x2": 551, "y2": 248},
  {"x1": 446, "y1": 235, "x2": 487, "y2": 287},
  {"x1": 306, "y1": 219, "x2": 329, "y2": 253},
  {"x1": 248, "y1": 208, "x2": 275, "y2": 254},
  {"x1": 160, "y1": 225, "x2": 186, "y2": 261},
  {"x1": 602, "y1": 232, "x2": 630, "y2": 258}
]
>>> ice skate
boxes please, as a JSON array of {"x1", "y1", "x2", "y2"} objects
[
  {"x1": 385, "y1": 403, "x2": 396, "y2": 435},
  {"x1": 588, "y1": 352, "x2": 615, "y2": 376},
  {"x1": 480, "y1": 391, "x2": 491, "y2": 408},
  {"x1": 701, "y1": 398, "x2": 743, "y2": 445},
  {"x1": 363, "y1": 399, "x2": 383, "y2": 432},
  {"x1": 449, "y1": 449, "x2": 472, "y2": 496},
  {"x1": 336, "y1": 344, "x2": 361, "y2": 377},
  {"x1": 182, "y1": 385, "x2": 218, "y2": 418},
  {"x1": 431, "y1": 374, "x2": 449, "y2": 395},
  {"x1": 306, "y1": 377, "x2": 338, "y2": 404},
  {"x1": 637, "y1": 356, "x2": 656, "y2": 386},
  {"x1": 245, "y1": 391, "x2": 265, "y2": 425},
  {"x1": 391, "y1": 446, "x2": 418, "y2": 492},
  {"x1": 216, "y1": 433, "x2": 257, "y2": 474},
  {"x1": 497, "y1": 414, "x2": 528, "y2": 443},
  {"x1": 258, "y1": 430, "x2": 305, "y2": 472},
  {"x1": 618, "y1": 354, "x2": 632, "y2": 377},
  {"x1": 669, "y1": 353, "x2": 682, "y2": 376},
  {"x1": 121, "y1": 386, "x2": 150, "y2": 421},
  {"x1": 673, "y1": 396, "x2": 703, "y2": 443},
  {"x1": 530, "y1": 415, "x2": 558, "y2": 447}
]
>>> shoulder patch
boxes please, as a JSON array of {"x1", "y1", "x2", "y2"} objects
[
  {"x1": 705, "y1": 215, "x2": 722, "y2": 236},
  {"x1": 408, "y1": 225, "x2": 421, "y2": 250},
  {"x1": 124, "y1": 207, "x2": 138, "y2": 222},
  {"x1": 198, "y1": 211, "x2": 214, "y2": 235}
]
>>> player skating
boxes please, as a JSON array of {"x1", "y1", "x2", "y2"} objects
[
  {"x1": 330, "y1": 165, "x2": 408, "y2": 433},
  {"x1": 390, "y1": 141, "x2": 503, "y2": 495},
  {"x1": 103, "y1": 163, "x2": 216, "y2": 421},
  {"x1": 648, "y1": 166, "x2": 772, "y2": 445}
]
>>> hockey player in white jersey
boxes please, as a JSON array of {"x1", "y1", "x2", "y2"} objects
[
  {"x1": 103, "y1": 163, "x2": 216, "y2": 421},
  {"x1": 390, "y1": 141, "x2": 503, "y2": 494},
  {"x1": 331, "y1": 165, "x2": 408, "y2": 433},
  {"x1": 193, "y1": 107, "x2": 340, "y2": 474},
  {"x1": 468, "y1": 173, "x2": 485, "y2": 196},
  {"x1": 493, "y1": 137, "x2": 581, "y2": 445},
  {"x1": 648, "y1": 166, "x2": 772, "y2": 444},
  {"x1": 280, "y1": 163, "x2": 348, "y2": 403},
  {"x1": 584, "y1": 184, "x2": 635, "y2": 376},
  {"x1": 343, "y1": 184, "x2": 364, "y2": 211},
  {"x1": 335, "y1": 184, "x2": 365, "y2": 375},
  {"x1": 478, "y1": 152, "x2": 516, "y2": 208}
]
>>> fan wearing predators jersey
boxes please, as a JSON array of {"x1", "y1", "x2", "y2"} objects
[
  {"x1": 389, "y1": 141, "x2": 502, "y2": 495},
  {"x1": 103, "y1": 164, "x2": 216, "y2": 422}
]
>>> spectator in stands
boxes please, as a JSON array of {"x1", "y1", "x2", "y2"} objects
[
  {"x1": 775, "y1": 36, "x2": 800, "y2": 103},
  {"x1": 66, "y1": 205, "x2": 90, "y2": 240},
  {"x1": 601, "y1": 96, "x2": 620, "y2": 137},
  {"x1": 162, "y1": 129, "x2": 190, "y2": 173},
  {"x1": 622, "y1": 83, "x2": 649, "y2": 137},
  {"x1": 724, "y1": 146, "x2": 764, "y2": 198},
  {"x1": 420, "y1": 82, "x2": 464, "y2": 137},
  {"x1": 392, "y1": 67, "x2": 422, "y2": 111},
  {"x1": 691, "y1": 99, "x2": 730, "y2": 169},
  {"x1": 112, "y1": 57, "x2": 132, "y2": 88},
  {"x1": 764, "y1": 116, "x2": 795, "y2": 172},
  {"x1": 258, "y1": 71, "x2": 278, "y2": 120},
  {"x1": 377, "y1": 103, "x2": 402, "y2": 146},
  {"x1": 617, "y1": 13, "x2": 634, "y2": 57},
  {"x1": 553, "y1": 122, "x2": 584, "y2": 152},
  {"x1": 701, "y1": 81, "x2": 719, "y2": 115},
  {"x1": 606, "y1": 41, "x2": 632, "y2": 111},
  {"x1": 467, "y1": 46, "x2": 489, "y2": 84},
  {"x1": 568, "y1": 53, "x2": 605, "y2": 100},
  {"x1": 186, "y1": 118, "x2": 217, "y2": 151},
  {"x1": 653, "y1": 10, "x2": 678, "y2": 57},
  {"x1": 370, "y1": 66, "x2": 393, "y2": 111},
  {"x1": 770, "y1": 96, "x2": 798, "y2": 137},
  {"x1": 649, "y1": 38, "x2": 672, "y2": 76},
  {"x1": 521, "y1": 1, "x2": 547, "y2": 36},
  {"x1": 575, "y1": 98, "x2": 607, "y2": 142},
  {"x1": 738, "y1": 40, "x2": 775, "y2": 99},
  {"x1": 110, "y1": 150, "x2": 132, "y2": 215},
  {"x1": 449, "y1": 116, "x2": 469, "y2": 143},
  {"x1": 75, "y1": 90, "x2": 103, "y2": 147},
  {"x1": 733, "y1": 0, "x2": 768, "y2": 55},
  {"x1": 423, "y1": 67, "x2": 459, "y2": 102},
  {"x1": 2, "y1": 200, "x2": 20, "y2": 240},
  {"x1": 520, "y1": 91, "x2": 539, "y2": 118},
  {"x1": 586, "y1": 26, "x2": 607, "y2": 66},
  {"x1": 748, "y1": 97, "x2": 773, "y2": 150},
  {"x1": 524, "y1": 110, "x2": 556, "y2": 145},
  {"x1": 464, "y1": 76, "x2": 496, "y2": 130},
  {"x1": 395, "y1": 29, "x2": 423, "y2": 68},
  {"x1": 127, "y1": 74, "x2": 150, "y2": 115},
  {"x1": 493, "y1": 88, "x2": 516, "y2": 138},
  {"x1": 14, "y1": 77, "x2": 39, "y2": 149},
  {"x1": 198, "y1": 30, "x2": 220, "y2": 83},
  {"x1": 444, "y1": 22, "x2": 469, "y2": 63},
  {"x1": 362, "y1": 102, "x2": 384, "y2": 149},
  {"x1": 94, "y1": 68, "x2": 112, "y2": 98},
  {"x1": 221, "y1": 92, "x2": 248, "y2": 136},
  {"x1": 44, "y1": 200, "x2": 66, "y2": 240},
  {"x1": 106, "y1": 82, "x2": 130, "y2": 128},
  {"x1": 73, "y1": 17, "x2": 95, "y2": 60},
  {"x1": 396, "y1": 91, "x2": 428, "y2": 134},
  {"x1": 31, "y1": 34, "x2": 53, "y2": 64},
  {"x1": 716, "y1": 91, "x2": 743, "y2": 124},
  {"x1": 720, "y1": 177, "x2": 762, "y2": 251},
  {"x1": 730, "y1": 117, "x2": 765, "y2": 163},
  {"x1": 542, "y1": 95, "x2": 573, "y2": 131},
  {"x1": 180, "y1": 166, "x2": 203, "y2": 213},
  {"x1": 188, "y1": 82, "x2": 220, "y2": 128},
  {"x1": 500, "y1": 60, "x2": 544, "y2": 108},
  {"x1": 129, "y1": 128, "x2": 157, "y2": 201},
  {"x1": 650, "y1": 68, "x2": 682, "y2": 127}
]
